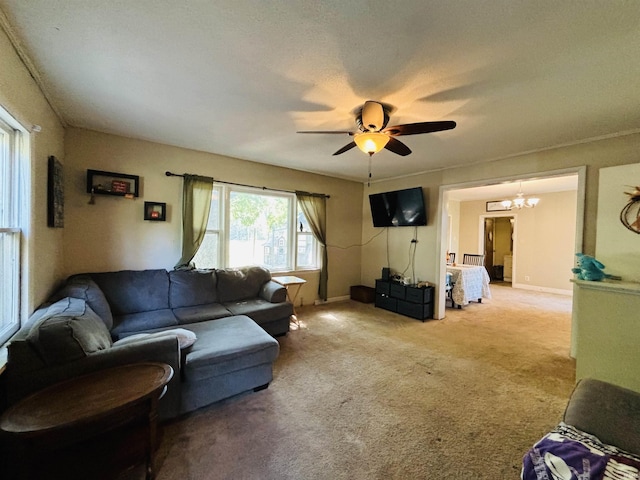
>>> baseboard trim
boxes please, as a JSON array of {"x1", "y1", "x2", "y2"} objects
[
  {"x1": 511, "y1": 283, "x2": 573, "y2": 296},
  {"x1": 314, "y1": 295, "x2": 350, "y2": 305}
]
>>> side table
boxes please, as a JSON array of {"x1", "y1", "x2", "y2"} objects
[
  {"x1": 273, "y1": 275, "x2": 307, "y2": 324},
  {"x1": 0, "y1": 362, "x2": 173, "y2": 480}
]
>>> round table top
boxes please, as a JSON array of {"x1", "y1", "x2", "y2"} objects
[{"x1": 0, "y1": 362, "x2": 173, "y2": 435}]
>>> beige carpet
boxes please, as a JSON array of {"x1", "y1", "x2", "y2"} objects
[{"x1": 152, "y1": 284, "x2": 575, "y2": 479}]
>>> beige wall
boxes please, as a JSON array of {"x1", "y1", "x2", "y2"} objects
[
  {"x1": 574, "y1": 282, "x2": 640, "y2": 392},
  {"x1": 64, "y1": 128, "x2": 363, "y2": 305},
  {"x1": 361, "y1": 132, "x2": 640, "y2": 315},
  {"x1": 457, "y1": 190, "x2": 577, "y2": 293},
  {"x1": 596, "y1": 163, "x2": 640, "y2": 282},
  {"x1": 571, "y1": 163, "x2": 640, "y2": 391},
  {"x1": 361, "y1": 178, "x2": 444, "y2": 287},
  {"x1": 0, "y1": 26, "x2": 65, "y2": 314}
]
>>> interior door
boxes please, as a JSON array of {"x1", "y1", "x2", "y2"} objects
[{"x1": 484, "y1": 218, "x2": 494, "y2": 278}]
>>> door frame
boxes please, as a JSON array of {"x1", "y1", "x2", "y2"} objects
[{"x1": 435, "y1": 166, "x2": 586, "y2": 332}]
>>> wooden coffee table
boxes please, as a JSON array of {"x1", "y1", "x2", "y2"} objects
[{"x1": 0, "y1": 362, "x2": 173, "y2": 480}]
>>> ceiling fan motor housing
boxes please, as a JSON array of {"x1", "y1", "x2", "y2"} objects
[{"x1": 359, "y1": 101, "x2": 389, "y2": 132}]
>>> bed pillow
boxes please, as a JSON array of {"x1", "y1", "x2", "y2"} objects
[{"x1": 522, "y1": 422, "x2": 640, "y2": 480}]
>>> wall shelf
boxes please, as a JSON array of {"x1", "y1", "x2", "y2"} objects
[{"x1": 87, "y1": 169, "x2": 139, "y2": 198}]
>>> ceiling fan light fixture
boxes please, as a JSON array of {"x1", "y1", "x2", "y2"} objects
[{"x1": 354, "y1": 132, "x2": 389, "y2": 155}]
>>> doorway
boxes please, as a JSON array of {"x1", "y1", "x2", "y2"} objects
[{"x1": 483, "y1": 216, "x2": 514, "y2": 283}]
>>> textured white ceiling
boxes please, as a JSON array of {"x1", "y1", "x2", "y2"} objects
[{"x1": 1, "y1": 1, "x2": 639, "y2": 183}]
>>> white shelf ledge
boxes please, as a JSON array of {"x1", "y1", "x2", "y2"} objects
[{"x1": 571, "y1": 278, "x2": 640, "y2": 296}]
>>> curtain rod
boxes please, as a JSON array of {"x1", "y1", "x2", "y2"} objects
[{"x1": 165, "y1": 171, "x2": 330, "y2": 198}]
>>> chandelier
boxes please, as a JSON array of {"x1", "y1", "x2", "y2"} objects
[{"x1": 501, "y1": 183, "x2": 539, "y2": 209}]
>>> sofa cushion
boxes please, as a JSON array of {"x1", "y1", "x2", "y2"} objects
[
  {"x1": 169, "y1": 269, "x2": 217, "y2": 308},
  {"x1": 173, "y1": 302, "x2": 231, "y2": 324},
  {"x1": 50, "y1": 274, "x2": 114, "y2": 329},
  {"x1": 216, "y1": 266, "x2": 271, "y2": 303},
  {"x1": 522, "y1": 422, "x2": 640, "y2": 480},
  {"x1": 26, "y1": 297, "x2": 112, "y2": 365},
  {"x1": 111, "y1": 309, "x2": 179, "y2": 339},
  {"x1": 223, "y1": 298, "x2": 293, "y2": 326},
  {"x1": 563, "y1": 378, "x2": 640, "y2": 456},
  {"x1": 180, "y1": 316, "x2": 279, "y2": 382},
  {"x1": 90, "y1": 269, "x2": 170, "y2": 315},
  {"x1": 114, "y1": 328, "x2": 197, "y2": 349}
]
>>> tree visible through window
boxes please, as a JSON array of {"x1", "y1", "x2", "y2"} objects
[{"x1": 194, "y1": 186, "x2": 319, "y2": 271}]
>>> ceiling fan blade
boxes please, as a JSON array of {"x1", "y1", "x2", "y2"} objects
[
  {"x1": 333, "y1": 142, "x2": 357, "y2": 155},
  {"x1": 383, "y1": 121, "x2": 456, "y2": 136},
  {"x1": 297, "y1": 130, "x2": 354, "y2": 135},
  {"x1": 384, "y1": 137, "x2": 412, "y2": 156}
]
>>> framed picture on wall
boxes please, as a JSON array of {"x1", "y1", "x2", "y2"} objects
[
  {"x1": 144, "y1": 202, "x2": 166, "y2": 221},
  {"x1": 47, "y1": 156, "x2": 64, "y2": 227},
  {"x1": 486, "y1": 200, "x2": 509, "y2": 212}
]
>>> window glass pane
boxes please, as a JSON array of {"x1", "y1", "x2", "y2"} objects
[
  {"x1": 206, "y1": 189, "x2": 220, "y2": 230},
  {"x1": 297, "y1": 209, "x2": 311, "y2": 233},
  {"x1": 229, "y1": 190, "x2": 290, "y2": 270},
  {"x1": 0, "y1": 231, "x2": 20, "y2": 343},
  {"x1": 0, "y1": 111, "x2": 21, "y2": 344},
  {"x1": 192, "y1": 232, "x2": 219, "y2": 269},
  {"x1": 296, "y1": 232, "x2": 316, "y2": 268}
]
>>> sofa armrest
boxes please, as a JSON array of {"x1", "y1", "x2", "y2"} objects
[
  {"x1": 5, "y1": 336, "x2": 181, "y2": 420},
  {"x1": 260, "y1": 280, "x2": 287, "y2": 303},
  {"x1": 563, "y1": 378, "x2": 640, "y2": 456}
]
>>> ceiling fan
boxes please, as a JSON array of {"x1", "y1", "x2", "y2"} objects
[{"x1": 297, "y1": 100, "x2": 456, "y2": 157}]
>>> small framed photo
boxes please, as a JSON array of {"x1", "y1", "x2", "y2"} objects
[
  {"x1": 486, "y1": 200, "x2": 509, "y2": 212},
  {"x1": 144, "y1": 202, "x2": 166, "y2": 221}
]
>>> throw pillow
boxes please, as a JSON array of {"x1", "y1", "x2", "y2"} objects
[
  {"x1": 26, "y1": 297, "x2": 113, "y2": 365},
  {"x1": 522, "y1": 422, "x2": 640, "y2": 480},
  {"x1": 114, "y1": 328, "x2": 197, "y2": 350},
  {"x1": 49, "y1": 274, "x2": 114, "y2": 330},
  {"x1": 216, "y1": 266, "x2": 271, "y2": 303}
]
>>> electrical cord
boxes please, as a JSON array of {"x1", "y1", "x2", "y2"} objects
[
  {"x1": 326, "y1": 227, "x2": 387, "y2": 250},
  {"x1": 400, "y1": 226, "x2": 419, "y2": 283}
]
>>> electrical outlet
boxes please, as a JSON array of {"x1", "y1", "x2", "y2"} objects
[{"x1": 525, "y1": 275, "x2": 530, "y2": 281}]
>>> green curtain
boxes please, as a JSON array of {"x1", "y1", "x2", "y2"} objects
[
  {"x1": 175, "y1": 175, "x2": 214, "y2": 269},
  {"x1": 296, "y1": 192, "x2": 328, "y2": 301}
]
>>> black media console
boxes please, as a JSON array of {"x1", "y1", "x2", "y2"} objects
[{"x1": 374, "y1": 279, "x2": 434, "y2": 321}]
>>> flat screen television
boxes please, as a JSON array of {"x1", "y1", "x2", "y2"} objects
[{"x1": 369, "y1": 187, "x2": 427, "y2": 227}]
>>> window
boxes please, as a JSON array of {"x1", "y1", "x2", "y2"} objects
[
  {"x1": 0, "y1": 109, "x2": 26, "y2": 345},
  {"x1": 194, "y1": 186, "x2": 319, "y2": 271},
  {"x1": 296, "y1": 210, "x2": 317, "y2": 269},
  {"x1": 192, "y1": 187, "x2": 222, "y2": 268}
]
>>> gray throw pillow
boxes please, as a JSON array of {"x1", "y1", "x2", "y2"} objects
[
  {"x1": 49, "y1": 274, "x2": 114, "y2": 330},
  {"x1": 216, "y1": 266, "x2": 271, "y2": 303},
  {"x1": 27, "y1": 297, "x2": 113, "y2": 365}
]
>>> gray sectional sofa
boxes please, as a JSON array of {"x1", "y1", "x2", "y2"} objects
[{"x1": 3, "y1": 266, "x2": 294, "y2": 419}]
